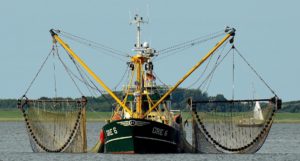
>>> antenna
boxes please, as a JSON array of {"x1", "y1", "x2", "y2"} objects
[
  {"x1": 146, "y1": 4, "x2": 150, "y2": 23},
  {"x1": 130, "y1": 14, "x2": 148, "y2": 48},
  {"x1": 146, "y1": 4, "x2": 151, "y2": 48}
]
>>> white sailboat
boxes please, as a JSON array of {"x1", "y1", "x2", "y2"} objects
[
  {"x1": 238, "y1": 101, "x2": 264, "y2": 127},
  {"x1": 253, "y1": 101, "x2": 264, "y2": 121}
]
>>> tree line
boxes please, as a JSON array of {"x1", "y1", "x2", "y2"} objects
[{"x1": 1, "y1": 89, "x2": 299, "y2": 112}]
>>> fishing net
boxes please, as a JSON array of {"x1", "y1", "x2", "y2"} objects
[
  {"x1": 18, "y1": 96, "x2": 87, "y2": 153},
  {"x1": 189, "y1": 96, "x2": 281, "y2": 153}
]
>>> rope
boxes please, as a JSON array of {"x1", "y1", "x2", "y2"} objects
[
  {"x1": 55, "y1": 54, "x2": 99, "y2": 94},
  {"x1": 55, "y1": 30, "x2": 129, "y2": 61},
  {"x1": 186, "y1": 54, "x2": 213, "y2": 89},
  {"x1": 154, "y1": 32, "x2": 226, "y2": 62},
  {"x1": 152, "y1": 71, "x2": 168, "y2": 87},
  {"x1": 157, "y1": 30, "x2": 224, "y2": 55},
  {"x1": 114, "y1": 66, "x2": 129, "y2": 91},
  {"x1": 58, "y1": 54, "x2": 114, "y2": 108},
  {"x1": 63, "y1": 47, "x2": 115, "y2": 108},
  {"x1": 232, "y1": 47, "x2": 235, "y2": 100},
  {"x1": 58, "y1": 44, "x2": 103, "y2": 97},
  {"x1": 234, "y1": 47, "x2": 277, "y2": 96},
  {"x1": 52, "y1": 37, "x2": 123, "y2": 108},
  {"x1": 55, "y1": 48, "x2": 84, "y2": 96},
  {"x1": 187, "y1": 40, "x2": 229, "y2": 89},
  {"x1": 70, "y1": 57, "x2": 114, "y2": 106},
  {"x1": 23, "y1": 47, "x2": 54, "y2": 96},
  {"x1": 154, "y1": 45, "x2": 194, "y2": 62},
  {"x1": 197, "y1": 46, "x2": 233, "y2": 91},
  {"x1": 203, "y1": 43, "x2": 230, "y2": 92},
  {"x1": 53, "y1": 48, "x2": 58, "y2": 98},
  {"x1": 68, "y1": 54, "x2": 96, "y2": 96}
]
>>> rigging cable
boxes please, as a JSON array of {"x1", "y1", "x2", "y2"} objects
[
  {"x1": 187, "y1": 40, "x2": 229, "y2": 89},
  {"x1": 55, "y1": 46, "x2": 84, "y2": 96},
  {"x1": 197, "y1": 46, "x2": 234, "y2": 92},
  {"x1": 157, "y1": 29, "x2": 224, "y2": 55},
  {"x1": 234, "y1": 47, "x2": 277, "y2": 96},
  {"x1": 65, "y1": 49, "x2": 115, "y2": 106},
  {"x1": 54, "y1": 55, "x2": 100, "y2": 94},
  {"x1": 153, "y1": 30, "x2": 225, "y2": 62},
  {"x1": 57, "y1": 42, "x2": 107, "y2": 99},
  {"x1": 113, "y1": 66, "x2": 130, "y2": 91},
  {"x1": 152, "y1": 71, "x2": 168, "y2": 87},
  {"x1": 67, "y1": 53, "x2": 96, "y2": 96},
  {"x1": 232, "y1": 46, "x2": 235, "y2": 100},
  {"x1": 203, "y1": 42, "x2": 230, "y2": 92},
  {"x1": 53, "y1": 46, "x2": 58, "y2": 98},
  {"x1": 62, "y1": 47, "x2": 97, "y2": 94},
  {"x1": 186, "y1": 54, "x2": 213, "y2": 89},
  {"x1": 23, "y1": 47, "x2": 54, "y2": 96},
  {"x1": 59, "y1": 34, "x2": 126, "y2": 62},
  {"x1": 54, "y1": 30, "x2": 129, "y2": 62},
  {"x1": 231, "y1": 46, "x2": 235, "y2": 134},
  {"x1": 58, "y1": 29, "x2": 128, "y2": 56},
  {"x1": 56, "y1": 43, "x2": 114, "y2": 109},
  {"x1": 76, "y1": 61, "x2": 116, "y2": 109}
]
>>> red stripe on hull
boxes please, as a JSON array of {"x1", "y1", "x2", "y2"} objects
[{"x1": 110, "y1": 151, "x2": 135, "y2": 154}]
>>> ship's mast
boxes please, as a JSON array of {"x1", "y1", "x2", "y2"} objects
[
  {"x1": 130, "y1": 14, "x2": 148, "y2": 118},
  {"x1": 131, "y1": 14, "x2": 146, "y2": 49}
]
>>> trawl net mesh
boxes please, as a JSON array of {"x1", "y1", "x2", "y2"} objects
[
  {"x1": 18, "y1": 97, "x2": 87, "y2": 153},
  {"x1": 190, "y1": 97, "x2": 280, "y2": 153}
]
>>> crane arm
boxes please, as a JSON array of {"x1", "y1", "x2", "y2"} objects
[
  {"x1": 142, "y1": 28, "x2": 236, "y2": 118},
  {"x1": 50, "y1": 29, "x2": 132, "y2": 115}
]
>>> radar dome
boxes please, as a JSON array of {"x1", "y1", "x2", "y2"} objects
[{"x1": 143, "y1": 42, "x2": 149, "y2": 48}]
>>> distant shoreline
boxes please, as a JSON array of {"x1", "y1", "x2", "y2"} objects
[
  {"x1": 0, "y1": 110, "x2": 111, "y2": 122},
  {"x1": 0, "y1": 110, "x2": 299, "y2": 123},
  {"x1": 0, "y1": 119, "x2": 299, "y2": 123}
]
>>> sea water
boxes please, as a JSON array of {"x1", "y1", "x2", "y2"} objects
[{"x1": 0, "y1": 122, "x2": 299, "y2": 161}]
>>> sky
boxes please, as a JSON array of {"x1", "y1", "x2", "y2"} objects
[{"x1": 0, "y1": 0, "x2": 299, "y2": 101}]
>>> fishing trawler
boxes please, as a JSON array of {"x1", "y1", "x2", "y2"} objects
[
  {"x1": 47, "y1": 14, "x2": 235, "y2": 153},
  {"x1": 18, "y1": 14, "x2": 282, "y2": 154}
]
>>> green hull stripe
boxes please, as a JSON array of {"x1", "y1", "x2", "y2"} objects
[
  {"x1": 135, "y1": 136, "x2": 176, "y2": 145},
  {"x1": 105, "y1": 136, "x2": 132, "y2": 144}
]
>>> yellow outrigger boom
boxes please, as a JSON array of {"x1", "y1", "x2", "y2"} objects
[
  {"x1": 50, "y1": 29, "x2": 132, "y2": 115},
  {"x1": 142, "y1": 28, "x2": 235, "y2": 118},
  {"x1": 50, "y1": 27, "x2": 235, "y2": 119}
]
